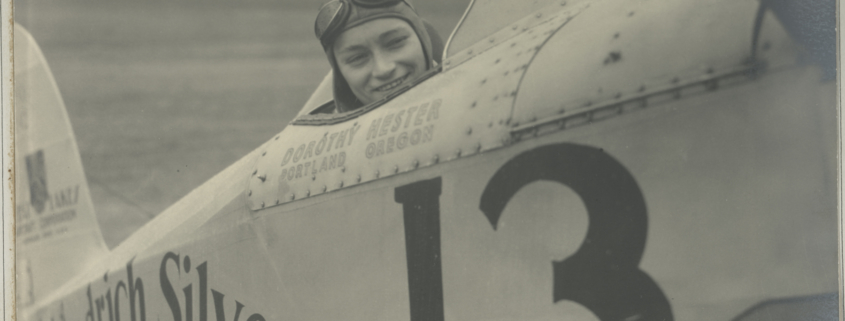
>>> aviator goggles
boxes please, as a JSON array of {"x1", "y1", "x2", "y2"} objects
[{"x1": 315, "y1": 0, "x2": 411, "y2": 48}]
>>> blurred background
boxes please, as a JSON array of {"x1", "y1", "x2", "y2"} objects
[{"x1": 15, "y1": 0, "x2": 470, "y2": 248}]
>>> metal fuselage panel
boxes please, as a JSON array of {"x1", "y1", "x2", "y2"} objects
[{"x1": 28, "y1": 65, "x2": 836, "y2": 321}]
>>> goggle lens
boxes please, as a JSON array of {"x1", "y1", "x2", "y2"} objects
[
  {"x1": 315, "y1": 1, "x2": 347, "y2": 41},
  {"x1": 315, "y1": 0, "x2": 407, "y2": 44},
  {"x1": 351, "y1": 0, "x2": 402, "y2": 8}
]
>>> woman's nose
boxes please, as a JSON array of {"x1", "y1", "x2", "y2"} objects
[{"x1": 373, "y1": 54, "x2": 396, "y2": 80}]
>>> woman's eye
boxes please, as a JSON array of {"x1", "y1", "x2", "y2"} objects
[
  {"x1": 345, "y1": 54, "x2": 368, "y2": 65},
  {"x1": 386, "y1": 36, "x2": 408, "y2": 48}
]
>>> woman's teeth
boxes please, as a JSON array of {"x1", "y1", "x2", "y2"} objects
[{"x1": 375, "y1": 75, "x2": 407, "y2": 92}]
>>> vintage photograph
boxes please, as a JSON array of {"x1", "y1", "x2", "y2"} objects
[{"x1": 12, "y1": 0, "x2": 838, "y2": 320}]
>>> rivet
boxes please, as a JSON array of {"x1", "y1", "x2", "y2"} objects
[
  {"x1": 511, "y1": 42, "x2": 516, "y2": 47},
  {"x1": 476, "y1": 143, "x2": 483, "y2": 152},
  {"x1": 493, "y1": 95, "x2": 499, "y2": 101},
  {"x1": 356, "y1": 175, "x2": 362, "y2": 183},
  {"x1": 495, "y1": 59, "x2": 500, "y2": 64},
  {"x1": 511, "y1": 91, "x2": 518, "y2": 96},
  {"x1": 504, "y1": 71, "x2": 509, "y2": 76},
  {"x1": 585, "y1": 101, "x2": 593, "y2": 107},
  {"x1": 375, "y1": 170, "x2": 380, "y2": 178},
  {"x1": 512, "y1": 25, "x2": 518, "y2": 30},
  {"x1": 489, "y1": 122, "x2": 494, "y2": 127},
  {"x1": 530, "y1": 116, "x2": 537, "y2": 122},
  {"x1": 536, "y1": 13, "x2": 542, "y2": 18},
  {"x1": 561, "y1": 1, "x2": 566, "y2": 5},
  {"x1": 252, "y1": 169, "x2": 257, "y2": 176},
  {"x1": 274, "y1": 136, "x2": 279, "y2": 140},
  {"x1": 248, "y1": 190, "x2": 252, "y2": 196},
  {"x1": 489, "y1": 37, "x2": 495, "y2": 43},
  {"x1": 471, "y1": 101, "x2": 477, "y2": 108},
  {"x1": 628, "y1": 11, "x2": 634, "y2": 17},
  {"x1": 456, "y1": 149, "x2": 463, "y2": 158},
  {"x1": 261, "y1": 202, "x2": 265, "y2": 208},
  {"x1": 262, "y1": 151, "x2": 266, "y2": 156},
  {"x1": 258, "y1": 175, "x2": 267, "y2": 182},
  {"x1": 512, "y1": 121, "x2": 520, "y2": 127},
  {"x1": 468, "y1": 49, "x2": 473, "y2": 55},
  {"x1": 341, "y1": 166, "x2": 346, "y2": 173},
  {"x1": 276, "y1": 200, "x2": 280, "y2": 205},
  {"x1": 674, "y1": 89, "x2": 681, "y2": 99},
  {"x1": 614, "y1": 32, "x2": 620, "y2": 39},
  {"x1": 672, "y1": 77, "x2": 679, "y2": 84},
  {"x1": 445, "y1": 60, "x2": 451, "y2": 66},
  {"x1": 305, "y1": 190, "x2": 310, "y2": 197},
  {"x1": 322, "y1": 185, "x2": 327, "y2": 192},
  {"x1": 289, "y1": 193, "x2": 295, "y2": 200},
  {"x1": 559, "y1": 120, "x2": 566, "y2": 129},
  {"x1": 394, "y1": 165, "x2": 399, "y2": 174},
  {"x1": 412, "y1": 160, "x2": 419, "y2": 168},
  {"x1": 523, "y1": 27, "x2": 529, "y2": 31},
  {"x1": 639, "y1": 85, "x2": 646, "y2": 92},
  {"x1": 481, "y1": 78, "x2": 487, "y2": 85},
  {"x1": 339, "y1": 181, "x2": 344, "y2": 188},
  {"x1": 706, "y1": 67, "x2": 714, "y2": 74},
  {"x1": 467, "y1": 127, "x2": 473, "y2": 135},
  {"x1": 615, "y1": 92, "x2": 622, "y2": 99},
  {"x1": 432, "y1": 154, "x2": 439, "y2": 164},
  {"x1": 311, "y1": 175, "x2": 316, "y2": 181}
]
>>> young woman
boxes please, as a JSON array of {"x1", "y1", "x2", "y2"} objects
[{"x1": 314, "y1": 0, "x2": 439, "y2": 112}]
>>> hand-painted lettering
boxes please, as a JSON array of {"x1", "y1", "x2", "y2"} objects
[
  {"x1": 386, "y1": 137, "x2": 395, "y2": 153},
  {"x1": 292, "y1": 144, "x2": 306, "y2": 163},
  {"x1": 404, "y1": 106, "x2": 418, "y2": 129},
  {"x1": 303, "y1": 162, "x2": 312, "y2": 177},
  {"x1": 414, "y1": 103, "x2": 429, "y2": 126},
  {"x1": 379, "y1": 114, "x2": 395, "y2": 137},
  {"x1": 327, "y1": 133, "x2": 338, "y2": 153},
  {"x1": 314, "y1": 136, "x2": 327, "y2": 156},
  {"x1": 86, "y1": 260, "x2": 144, "y2": 321},
  {"x1": 280, "y1": 149, "x2": 294, "y2": 167},
  {"x1": 362, "y1": 99, "x2": 440, "y2": 159},
  {"x1": 335, "y1": 129, "x2": 348, "y2": 149},
  {"x1": 302, "y1": 141, "x2": 316, "y2": 160},
  {"x1": 368, "y1": 119, "x2": 382, "y2": 140},
  {"x1": 347, "y1": 124, "x2": 361, "y2": 146},
  {"x1": 410, "y1": 129, "x2": 421, "y2": 145},
  {"x1": 392, "y1": 110, "x2": 405, "y2": 132},
  {"x1": 397, "y1": 132, "x2": 408, "y2": 150},
  {"x1": 426, "y1": 99, "x2": 441, "y2": 121},
  {"x1": 80, "y1": 254, "x2": 262, "y2": 321}
]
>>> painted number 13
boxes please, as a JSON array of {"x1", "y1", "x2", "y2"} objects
[{"x1": 394, "y1": 143, "x2": 673, "y2": 321}]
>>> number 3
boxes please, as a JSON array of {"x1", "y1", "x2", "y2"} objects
[{"x1": 480, "y1": 143, "x2": 672, "y2": 321}]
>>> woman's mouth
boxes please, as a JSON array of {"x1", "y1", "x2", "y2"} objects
[{"x1": 373, "y1": 73, "x2": 410, "y2": 92}]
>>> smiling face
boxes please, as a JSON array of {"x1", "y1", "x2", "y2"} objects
[{"x1": 333, "y1": 18, "x2": 427, "y2": 105}]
